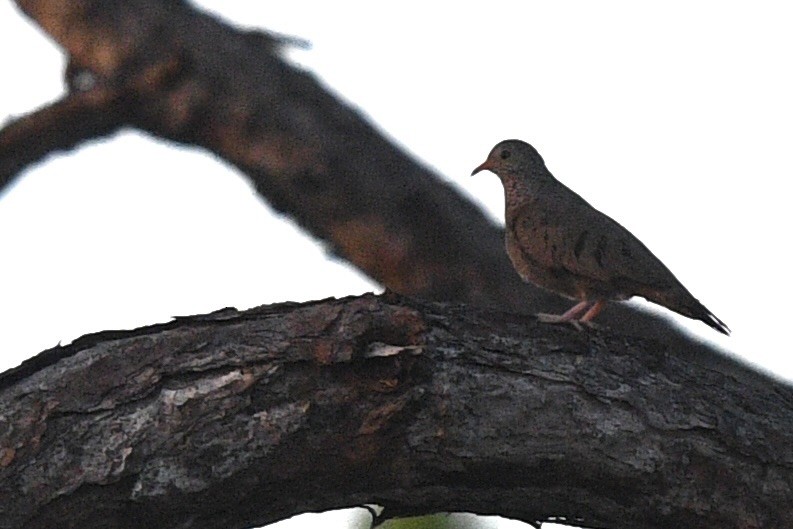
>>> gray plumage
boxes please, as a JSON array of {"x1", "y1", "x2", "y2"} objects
[{"x1": 472, "y1": 139, "x2": 729, "y2": 335}]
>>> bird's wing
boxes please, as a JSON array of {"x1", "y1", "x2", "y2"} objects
[
  {"x1": 509, "y1": 181, "x2": 729, "y2": 334},
  {"x1": 524, "y1": 186, "x2": 677, "y2": 291},
  {"x1": 565, "y1": 206, "x2": 674, "y2": 288}
]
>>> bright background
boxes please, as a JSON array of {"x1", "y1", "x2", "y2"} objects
[{"x1": 2, "y1": 2, "x2": 792, "y2": 528}]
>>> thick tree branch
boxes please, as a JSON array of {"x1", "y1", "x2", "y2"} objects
[
  {"x1": 1, "y1": 0, "x2": 741, "y2": 372},
  {"x1": 2, "y1": 5, "x2": 784, "y2": 527},
  {"x1": 1, "y1": 294, "x2": 791, "y2": 529}
]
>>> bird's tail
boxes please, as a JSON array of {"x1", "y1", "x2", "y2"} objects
[
  {"x1": 644, "y1": 289, "x2": 730, "y2": 336},
  {"x1": 690, "y1": 305, "x2": 730, "y2": 336}
]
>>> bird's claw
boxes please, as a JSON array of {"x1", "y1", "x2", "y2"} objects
[
  {"x1": 536, "y1": 313, "x2": 566, "y2": 324},
  {"x1": 536, "y1": 313, "x2": 597, "y2": 331}
]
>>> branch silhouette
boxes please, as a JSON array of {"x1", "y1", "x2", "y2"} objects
[
  {"x1": 2, "y1": 294, "x2": 791, "y2": 529},
  {"x1": 1, "y1": 2, "x2": 789, "y2": 529}
]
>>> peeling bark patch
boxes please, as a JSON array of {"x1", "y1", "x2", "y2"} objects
[
  {"x1": 161, "y1": 369, "x2": 255, "y2": 408},
  {"x1": 362, "y1": 343, "x2": 423, "y2": 359}
]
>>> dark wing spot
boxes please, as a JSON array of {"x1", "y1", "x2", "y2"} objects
[
  {"x1": 594, "y1": 236, "x2": 608, "y2": 268},
  {"x1": 574, "y1": 230, "x2": 589, "y2": 259},
  {"x1": 620, "y1": 239, "x2": 632, "y2": 258}
]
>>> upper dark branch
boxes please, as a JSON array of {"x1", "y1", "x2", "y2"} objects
[
  {"x1": 5, "y1": 0, "x2": 523, "y2": 306},
  {"x1": 2, "y1": 0, "x2": 755, "y2": 381}
]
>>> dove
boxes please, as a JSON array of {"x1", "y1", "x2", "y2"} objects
[{"x1": 472, "y1": 139, "x2": 729, "y2": 335}]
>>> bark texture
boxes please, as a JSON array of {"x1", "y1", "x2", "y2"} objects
[
  {"x1": 2, "y1": 3, "x2": 788, "y2": 529},
  {"x1": 1, "y1": 294, "x2": 791, "y2": 529}
]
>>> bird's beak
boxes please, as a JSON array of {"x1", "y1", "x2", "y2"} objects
[{"x1": 471, "y1": 160, "x2": 492, "y2": 176}]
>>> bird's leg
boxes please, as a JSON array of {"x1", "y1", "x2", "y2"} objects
[
  {"x1": 537, "y1": 300, "x2": 592, "y2": 330},
  {"x1": 578, "y1": 299, "x2": 605, "y2": 329}
]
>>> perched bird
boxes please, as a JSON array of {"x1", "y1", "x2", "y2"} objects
[{"x1": 472, "y1": 139, "x2": 729, "y2": 335}]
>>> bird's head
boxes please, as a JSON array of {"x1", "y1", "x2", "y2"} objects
[{"x1": 471, "y1": 139, "x2": 546, "y2": 178}]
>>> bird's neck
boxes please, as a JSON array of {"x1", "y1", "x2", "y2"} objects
[{"x1": 501, "y1": 172, "x2": 545, "y2": 210}]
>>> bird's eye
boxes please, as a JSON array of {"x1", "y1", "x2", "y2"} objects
[{"x1": 500, "y1": 150, "x2": 511, "y2": 160}]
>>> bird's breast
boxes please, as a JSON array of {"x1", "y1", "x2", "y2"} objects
[
  {"x1": 505, "y1": 226, "x2": 579, "y2": 299},
  {"x1": 504, "y1": 213, "x2": 630, "y2": 301}
]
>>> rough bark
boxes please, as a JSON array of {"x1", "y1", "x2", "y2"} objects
[
  {"x1": 0, "y1": 0, "x2": 745, "y2": 379},
  {"x1": 2, "y1": 3, "x2": 788, "y2": 528},
  {"x1": 1, "y1": 293, "x2": 791, "y2": 529}
]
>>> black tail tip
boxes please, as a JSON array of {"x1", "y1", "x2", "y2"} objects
[{"x1": 705, "y1": 313, "x2": 730, "y2": 336}]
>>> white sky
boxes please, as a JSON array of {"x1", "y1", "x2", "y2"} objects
[{"x1": 1, "y1": 2, "x2": 792, "y2": 528}]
